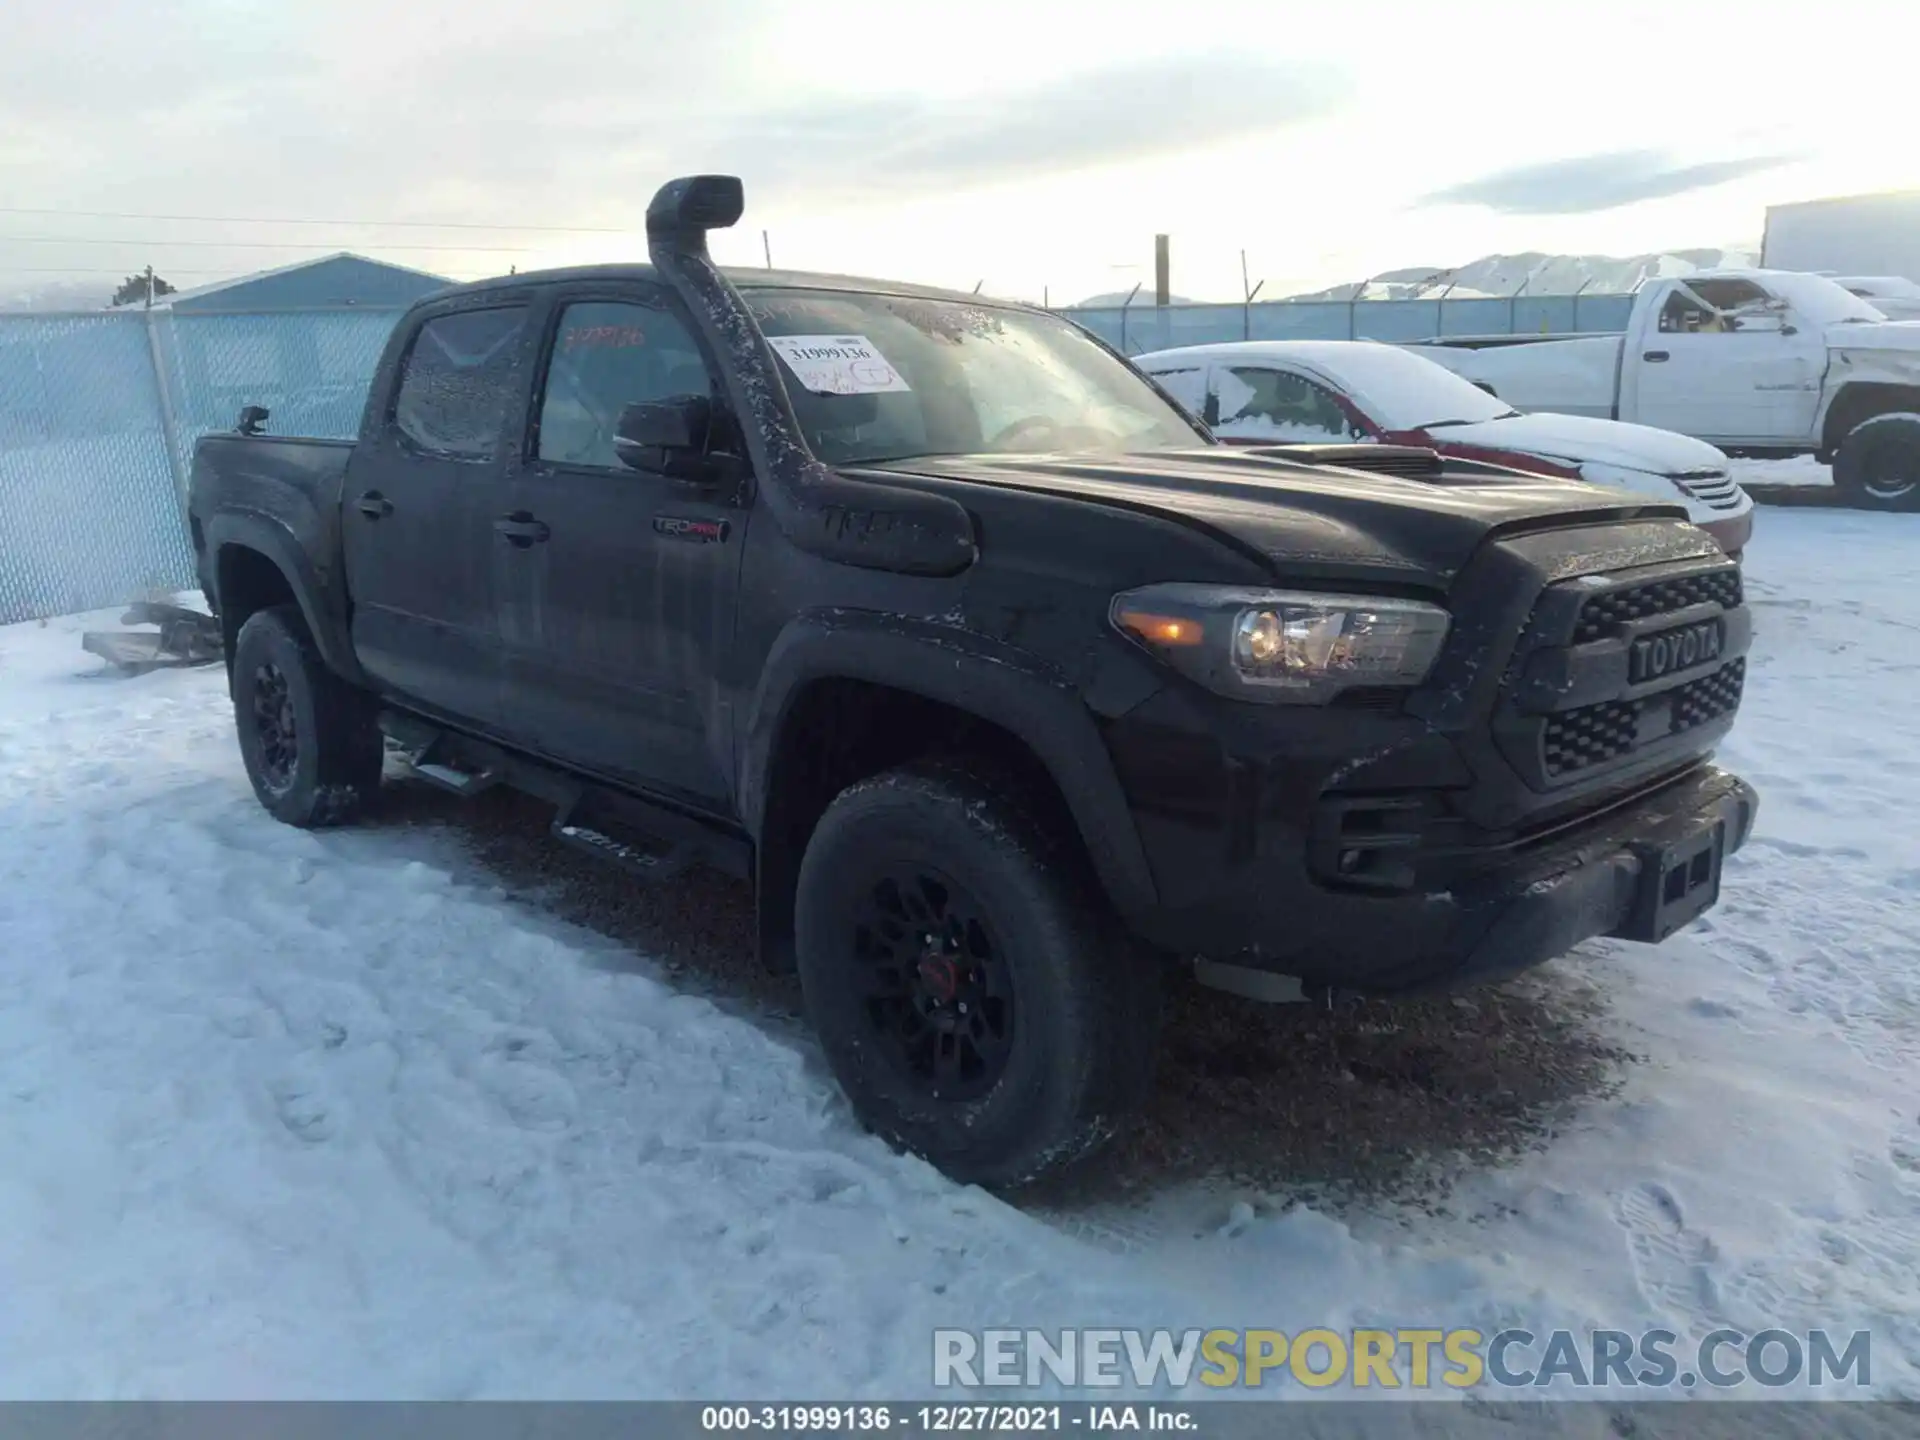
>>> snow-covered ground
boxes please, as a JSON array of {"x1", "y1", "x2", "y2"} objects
[
  {"x1": 1733, "y1": 455, "x2": 1834, "y2": 489},
  {"x1": 3, "y1": 510, "x2": 1919, "y2": 1404}
]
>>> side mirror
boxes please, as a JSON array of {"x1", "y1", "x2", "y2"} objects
[
  {"x1": 614, "y1": 395, "x2": 712, "y2": 474},
  {"x1": 236, "y1": 404, "x2": 270, "y2": 436}
]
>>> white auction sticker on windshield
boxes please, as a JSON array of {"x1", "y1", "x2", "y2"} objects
[{"x1": 766, "y1": 335, "x2": 912, "y2": 395}]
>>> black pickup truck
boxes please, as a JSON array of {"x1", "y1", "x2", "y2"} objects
[{"x1": 188, "y1": 175, "x2": 1757, "y2": 1187}]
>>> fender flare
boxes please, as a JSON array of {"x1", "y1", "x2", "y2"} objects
[
  {"x1": 202, "y1": 510, "x2": 367, "y2": 684},
  {"x1": 740, "y1": 611, "x2": 1159, "y2": 916}
]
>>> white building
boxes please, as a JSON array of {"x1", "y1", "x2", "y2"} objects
[{"x1": 1761, "y1": 190, "x2": 1920, "y2": 281}]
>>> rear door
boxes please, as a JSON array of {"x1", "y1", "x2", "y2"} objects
[
  {"x1": 341, "y1": 300, "x2": 533, "y2": 730},
  {"x1": 492, "y1": 284, "x2": 748, "y2": 811}
]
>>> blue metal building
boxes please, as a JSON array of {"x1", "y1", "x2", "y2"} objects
[{"x1": 156, "y1": 253, "x2": 452, "y2": 312}]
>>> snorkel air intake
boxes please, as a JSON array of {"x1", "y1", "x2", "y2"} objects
[{"x1": 644, "y1": 175, "x2": 978, "y2": 577}]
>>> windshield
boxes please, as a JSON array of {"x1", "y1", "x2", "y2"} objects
[
  {"x1": 741, "y1": 288, "x2": 1204, "y2": 465},
  {"x1": 1308, "y1": 343, "x2": 1518, "y2": 430}
]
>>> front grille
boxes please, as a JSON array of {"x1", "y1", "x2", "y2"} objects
[
  {"x1": 1542, "y1": 699, "x2": 1640, "y2": 775},
  {"x1": 1673, "y1": 658, "x2": 1746, "y2": 734},
  {"x1": 1671, "y1": 469, "x2": 1746, "y2": 511},
  {"x1": 1572, "y1": 567, "x2": 1743, "y2": 643},
  {"x1": 1543, "y1": 660, "x2": 1746, "y2": 777}
]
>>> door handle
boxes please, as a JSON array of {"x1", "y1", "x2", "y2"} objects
[
  {"x1": 355, "y1": 491, "x2": 393, "y2": 519},
  {"x1": 493, "y1": 512, "x2": 551, "y2": 547},
  {"x1": 1643, "y1": 350, "x2": 1670, "y2": 362}
]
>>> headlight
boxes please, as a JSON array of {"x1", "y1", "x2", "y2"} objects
[{"x1": 1109, "y1": 583, "x2": 1450, "y2": 704}]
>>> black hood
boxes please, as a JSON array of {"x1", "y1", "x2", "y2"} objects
[{"x1": 855, "y1": 448, "x2": 1687, "y2": 588}]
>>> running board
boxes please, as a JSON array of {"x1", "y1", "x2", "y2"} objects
[
  {"x1": 376, "y1": 709, "x2": 751, "y2": 882},
  {"x1": 550, "y1": 798, "x2": 692, "y2": 882},
  {"x1": 411, "y1": 760, "x2": 501, "y2": 797},
  {"x1": 1192, "y1": 958, "x2": 1306, "y2": 1004}
]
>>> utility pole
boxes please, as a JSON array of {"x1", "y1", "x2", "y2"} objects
[
  {"x1": 1153, "y1": 234, "x2": 1170, "y2": 307},
  {"x1": 144, "y1": 264, "x2": 155, "y2": 310},
  {"x1": 1241, "y1": 252, "x2": 1265, "y2": 341},
  {"x1": 762, "y1": 230, "x2": 773, "y2": 269}
]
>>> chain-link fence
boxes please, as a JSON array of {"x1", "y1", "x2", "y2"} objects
[
  {"x1": 146, "y1": 308, "x2": 405, "y2": 485},
  {"x1": 0, "y1": 307, "x2": 405, "y2": 624},
  {"x1": 1057, "y1": 292, "x2": 1637, "y2": 355},
  {"x1": 0, "y1": 289, "x2": 1638, "y2": 626},
  {"x1": 0, "y1": 313, "x2": 186, "y2": 625}
]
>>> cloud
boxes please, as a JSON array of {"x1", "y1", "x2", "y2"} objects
[
  {"x1": 700, "y1": 53, "x2": 1350, "y2": 200},
  {"x1": 0, "y1": 0, "x2": 1350, "y2": 295},
  {"x1": 1420, "y1": 149, "x2": 1799, "y2": 215}
]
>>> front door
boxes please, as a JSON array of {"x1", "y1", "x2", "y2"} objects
[
  {"x1": 493, "y1": 287, "x2": 747, "y2": 811},
  {"x1": 1631, "y1": 280, "x2": 1822, "y2": 442},
  {"x1": 341, "y1": 301, "x2": 531, "y2": 729}
]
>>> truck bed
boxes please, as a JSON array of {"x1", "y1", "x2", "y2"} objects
[
  {"x1": 1402, "y1": 334, "x2": 1624, "y2": 420},
  {"x1": 188, "y1": 432, "x2": 357, "y2": 618}
]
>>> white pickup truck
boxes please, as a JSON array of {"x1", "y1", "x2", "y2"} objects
[{"x1": 1406, "y1": 270, "x2": 1920, "y2": 510}]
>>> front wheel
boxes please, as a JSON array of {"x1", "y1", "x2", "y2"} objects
[
  {"x1": 794, "y1": 762, "x2": 1160, "y2": 1189},
  {"x1": 1834, "y1": 412, "x2": 1920, "y2": 512},
  {"x1": 230, "y1": 604, "x2": 383, "y2": 827}
]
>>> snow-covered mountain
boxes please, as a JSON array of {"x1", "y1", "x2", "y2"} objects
[
  {"x1": 1286, "y1": 246, "x2": 1762, "y2": 302},
  {"x1": 1071, "y1": 288, "x2": 1203, "y2": 307}
]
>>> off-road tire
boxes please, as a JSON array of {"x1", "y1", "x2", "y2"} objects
[
  {"x1": 794, "y1": 760, "x2": 1161, "y2": 1189},
  {"x1": 230, "y1": 604, "x2": 383, "y2": 827},
  {"x1": 1834, "y1": 412, "x2": 1920, "y2": 512}
]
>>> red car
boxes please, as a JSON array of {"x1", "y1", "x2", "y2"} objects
[{"x1": 1135, "y1": 339, "x2": 1754, "y2": 556}]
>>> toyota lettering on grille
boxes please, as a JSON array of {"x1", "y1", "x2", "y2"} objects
[{"x1": 1629, "y1": 618, "x2": 1724, "y2": 685}]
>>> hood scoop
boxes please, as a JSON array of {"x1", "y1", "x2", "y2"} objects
[{"x1": 1236, "y1": 443, "x2": 1526, "y2": 483}]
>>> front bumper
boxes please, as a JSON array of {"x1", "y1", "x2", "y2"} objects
[
  {"x1": 1118, "y1": 755, "x2": 1756, "y2": 996},
  {"x1": 1097, "y1": 519, "x2": 1757, "y2": 997},
  {"x1": 1418, "y1": 764, "x2": 1756, "y2": 993}
]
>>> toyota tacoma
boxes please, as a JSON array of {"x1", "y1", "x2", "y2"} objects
[{"x1": 187, "y1": 175, "x2": 1758, "y2": 1187}]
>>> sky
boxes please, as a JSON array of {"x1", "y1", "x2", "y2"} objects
[{"x1": 4, "y1": 0, "x2": 1918, "y2": 307}]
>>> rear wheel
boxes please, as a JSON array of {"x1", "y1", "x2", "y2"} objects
[
  {"x1": 1834, "y1": 412, "x2": 1920, "y2": 512},
  {"x1": 794, "y1": 761, "x2": 1160, "y2": 1189},
  {"x1": 230, "y1": 604, "x2": 383, "y2": 827}
]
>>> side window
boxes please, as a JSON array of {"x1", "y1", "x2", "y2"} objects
[
  {"x1": 1215, "y1": 366, "x2": 1353, "y2": 440},
  {"x1": 392, "y1": 307, "x2": 529, "y2": 459},
  {"x1": 1148, "y1": 366, "x2": 1207, "y2": 419},
  {"x1": 537, "y1": 299, "x2": 712, "y2": 469},
  {"x1": 1658, "y1": 280, "x2": 1774, "y2": 335}
]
